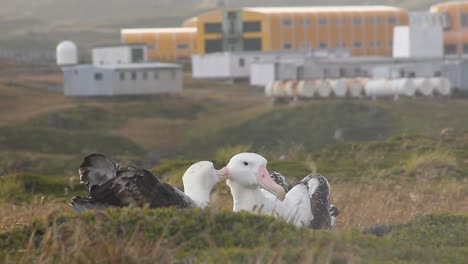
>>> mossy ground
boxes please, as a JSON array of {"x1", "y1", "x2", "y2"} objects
[
  {"x1": 0, "y1": 70, "x2": 467, "y2": 263},
  {"x1": 0, "y1": 208, "x2": 465, "y2": 263}
]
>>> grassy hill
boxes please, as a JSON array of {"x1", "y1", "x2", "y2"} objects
[
  {"x1": 0, "y1": 209, "x2": 466, "y2": 263},
  {"x1": 0, "y1": 64, "x2": 467, "y2": 262}
]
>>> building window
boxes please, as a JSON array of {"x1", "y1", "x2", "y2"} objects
[
  {"x1": 142, "y1": 71, "x2": 148, "y2": 80},
  {"x1": 177, "y1": 43, "x2": 189, "y2": 50},
  {"x1": 131, "y1": 72, "x2": 137, "y2": 80},
  {"x1": 445, "y1": 44, "x2": 457, "y2": 55},
  {"x1": 461, "y1": 13, "x2": 468, "y2": 27},
  {"x1": 283, "y1": 43, "x2": 292, "y2": 49},
  {"x1": 228, "y1": 11, "x2": 237, "y2": 19},
  {"x1": 299, "y1": 19, "x2": 312, "y2": 26},
  {"x1": 94, "y1": 72, "x2": 103, "y2": 81},
  {"x1": 205, "y1": 39, "x2": 223, "y2": 53},
  {"x1": 243, "y1": 21, "x2": 261, "y2": 32},
  {"x1": 204, "y1": 23, "x2": 222, "y2": 33},
  {"x1": 119, "y1": 72, "x2": 125, "y2": 81},
  {"x1": 353, "y1": 18, "x2": 363, "y2": 25},
  {"x1": 370, "y1": 41, "x2": 381, "y2": 48},
  {"x1": 336, "y1": 42, "x2": 346, "y2": 48},
  {"x1": 319, "y1": 43, "x2": 327, "y2": 49},
  {"x1": 319, "y1": 19, "x2": 327, "y2": 25},
  {"x1": 131, "y1": 48, "x2": 144, "y2": 63},
  {"x1": 243, "y1": 38, "x2": 262, "y2": 51},
  {"x1": 335, "y1": 18, "x2": 345, "y2": 25},
  {"x1": 282, "y1": 19, "x2": 292, "y2": 26},
  {"x1": 368, "y1": 17, "x2": 381, "y2": 24},
  {"x1": 154, "y1": 71, "x2": 159, "y2": 80},
  {"x1": 354, "y1": 42, "x2": 362, "y2": 48},
  {"x1": 463, "y1": 44, "x2": 468, "y2": 54},
  {"x1": 387, "y1": 17, "x2": 397, "y2": 24},
  {"x1": 239, "y1": 58, "x2": 245, "y2": 67}
]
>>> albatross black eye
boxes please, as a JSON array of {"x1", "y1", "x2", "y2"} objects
[{"x1": 243, "y1": 162, "x2": 249, "y2": 166}]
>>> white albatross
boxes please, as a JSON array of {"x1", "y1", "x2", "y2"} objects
[
  {"x1": 70, "y1": 154, "x2": 226, "y2": 212},
  {"x1": 218, "y1": 152, "x2": 337, "y2": 229}
]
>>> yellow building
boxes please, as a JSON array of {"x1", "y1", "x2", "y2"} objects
[
  {"x1": 430, "y1": 1, "x2": 468, "y2": 55},
  {"x1": 195, "y1": 6, "x2": 408, "y2": 56},
  {"x1": 121, "y1": 28, "x2": 197, "y2": 61}
]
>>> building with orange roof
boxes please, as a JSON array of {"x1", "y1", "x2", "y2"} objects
[
  {"x1": 430, "y1": 1, "x2": 468, "y2": 56},
  {"x1": 121, "y1": 27, "x2": 196, "y2": 61},
  {"x1": 195, "y1": 6, "x2": 408, "y2": 56}
]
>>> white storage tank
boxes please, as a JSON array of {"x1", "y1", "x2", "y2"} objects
[
  {"x1": 317, "y1": 80, "x2": 332, "y2": 98},
  {"x1": 413, "y1": 78, "x2": 433, "y2": 96},
  {"x1": 365, "y1": 79, "x2": 397, "y2": 98},
  {"x1": 348, "y1": 78, "x2": 365, "y2": 98},
  {"x1": 265, "y1": 81, "x2": 275, "y2": 97},
  {"x1": 431, "y1": 77, "x2": 451, "y2": 96},
  {"x1": 330, "y1": 79, "x2": 348, "y2": 98},
  {"x1": 284, "y1": 81, "x2": 299, "y2": 98},
  {"x1": 298, "y1": 80, "x2": 316, "y2": 98},
  {"x1": 392, "y1": 78, "x2": 416, "y2": 97},
  {"x1": 56, "y1": 41, "x2": 78, "y2": 66},
  {"x1": 272, "y1": 80, "x2": 289, "y2": 98}
]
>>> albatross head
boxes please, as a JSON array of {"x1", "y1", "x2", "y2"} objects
[
  {"x1": 182, "y1": 161, "x2": 228, "y2": 207},
  {"x1": 78, "y1": 153, "x2": 118, "y2": 191},
  {"x1": 222, "y1": 153, "x2": 286, "y2": 201}
]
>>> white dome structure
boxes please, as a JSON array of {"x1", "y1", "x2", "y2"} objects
[{"x1": 56, "y1": 41, "x2": 78, "y2": 66}]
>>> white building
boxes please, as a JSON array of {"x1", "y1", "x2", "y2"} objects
[
  {"x1": 192, "y1": 50, "x2": 349, "y2": 81},
  {"x1": 57, "y1": 41, "x2": 183, "y2": 96},
  {"x1": 62, "y1": 63, "x2": 182, "y2": 96},
  {"x1": 393, "y1": 12, "x2": 444, "y2": 58},
  {"x1": 92, "y1": 44, "x2": 147, "y2": 65}
]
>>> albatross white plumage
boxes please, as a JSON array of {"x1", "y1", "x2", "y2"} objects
[
  {"x1": 70, "y1": 154, "x2": 226, "y2": 212},
  {"x1": 220, "y1": 152, "x2": 337, "y2": 229},
  {"x1": 182, "y1": 160, "x2": 227, "y2": 207}
]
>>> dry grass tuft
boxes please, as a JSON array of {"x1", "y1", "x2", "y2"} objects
[
  {"x1": 405, "y1": 150, "x2": 458, "y2": 180},
  {"x1": 331, "y1": 178, "x2": 468, "y2": 229}
]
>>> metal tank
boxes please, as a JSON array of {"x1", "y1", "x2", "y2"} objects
[
  {"x1": 365, "y1": 79, "x2": 397, "y2": 98},
  {"x1": 348, "y1": 78, "x2": 365, "y2": 98},
  {"x1": 330, "y1": 79, "x2": 348, "y2": 98},
  {"x1": 431, "y1": 77, "x2": 451, "y2": 96},
  {"x1": 413, "y1": 78, "x2": 433, "y2": 96},
  {"x1": 297, "y1": 80, "x2": 316, "y2": 98},
  {"x1": 317, "y1": 79, "x2": 332, "y2": 98},
  {"x1": 392, "y1": 78, "x2": 416, "y2": 97}
]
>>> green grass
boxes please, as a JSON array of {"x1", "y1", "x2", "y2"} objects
[
  {"x1": 0, "y1": 126, "x2": 145, "y2": 156},
  {"x1": 26, "y1": 106, "x2": 124, "y2": 131},
  {"x1": 178, "y1": 101, "x2": 401, "y2": 158},
  {"x1": 0, "y1": 174, "x2": 83, "y2": 202},
  {"x1": 0, "y1": 209, "x2": 465, "y2": 263}
]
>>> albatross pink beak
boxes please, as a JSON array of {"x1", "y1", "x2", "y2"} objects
[
  {"x1": 256, "y1": 165, "x2": 286, "y2": 201},
  {"x1": 216, "y1": 167, "x2": 229, "y2": 180}
]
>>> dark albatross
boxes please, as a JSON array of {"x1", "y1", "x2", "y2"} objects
[{"x1": 70, "y1": 154, "x2": 226, "y2": 213}]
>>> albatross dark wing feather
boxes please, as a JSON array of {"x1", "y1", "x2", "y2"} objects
[{"x1": 110, "y1": 166, "x2": 195, "y2": 208}]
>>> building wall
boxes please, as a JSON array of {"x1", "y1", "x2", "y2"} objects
[
  {"x1": 63, "y1": 66, "x2": 182, "y2": 96},
  {"x1": 63, "y1": 67, "x2": 114, "y2": 96},
  {"x1": 393, "y1": 25, "x2": 444, "y2": 58},
  {"x1": 430, "y1": 1, "x2": 468, "y2": 56},
  {"x1": 112, "y1": 68, "x2": 182, "y2": 95},
  {"x1": 195, "y1": 7, "x2": 408, "y2": 57},
  {"x1": 121, "y1": 28, "x2": 197, "y2": 61},
  {"x1": 92, "y1": 46, "x2": 146, "y2": 65}
]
